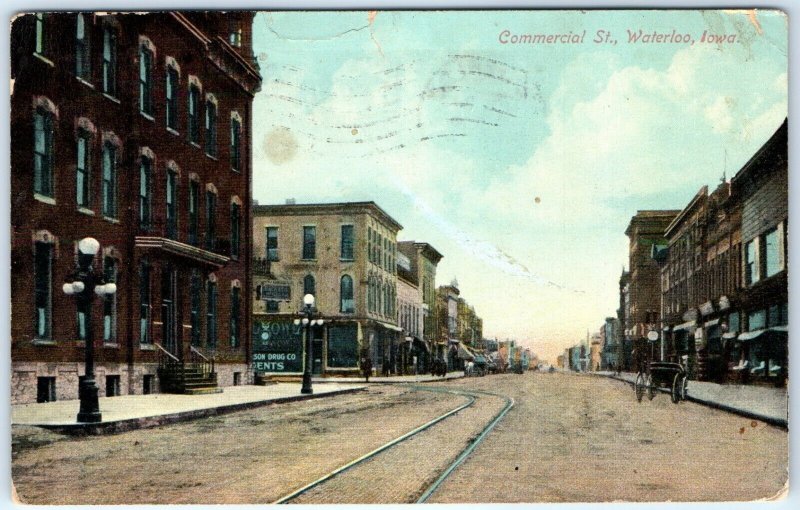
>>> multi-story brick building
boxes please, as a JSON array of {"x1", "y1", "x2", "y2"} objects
[
  {"x1": 435, "y1": 282, "x2": 461, "y2": 370},
  {"x1": 658, "y1": 182, "x2": 743, "y2": 380},
  {"x1": 621, "y1": 210, "x2": 680, "y2": 370},
  {"x1": 396, "y1": 249, "x2": 423, "y2": 374},
  {"x1": 398, "y1": 241, "x2": 443, "y2": 371},
  {"x1": 251, "y1": 202, "x2": 403, "y2": 376},
  {"x1": 729, "y1": 119, "x2": 787, "y2": 386},
  {"x1": 10, "y1": 12, "x2": 261, "y2": 404}
]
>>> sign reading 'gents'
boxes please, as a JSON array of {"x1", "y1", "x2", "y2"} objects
[{"x1": 252, "y1": 321, "x2": 303, "y2": 372}]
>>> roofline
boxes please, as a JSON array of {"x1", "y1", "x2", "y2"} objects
[
  {"x1": 731, "y1": 117, "x2": 788, "y2": 186},
  {"x1": 253, "y1": 201, "x2": 403, "y2": 231},
  {"x1": 664, "y1": 185, "x2": 708, "y2": 238},
  {"x1": 624, "y1": 210, "x2": 682, "y2": 236}
]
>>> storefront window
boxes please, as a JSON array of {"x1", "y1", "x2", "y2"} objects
[
  {"x1": 727, "y1": 312, "x2": 740, "y2": 333},
  {"x1": 748, "y1": 309, "x2": 766, "y2": 331},
  {"x1": 327, "y1": 324, "x2": 358, "y2": 367}
]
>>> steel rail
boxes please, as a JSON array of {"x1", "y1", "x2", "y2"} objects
[
  {"x1": 415, "y1": 389, "x2": 515, "y2": 503},
  {"x1": 272, "y1": 386, "x2": 477, "y2": 504}
]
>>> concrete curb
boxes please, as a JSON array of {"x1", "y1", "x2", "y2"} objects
[
  {"x1": 600, "y1": 373, "x2": 788, "y2": 429},
  {"x1": 32, "y1": 386, "x2": 367, "y2": 436},
  {"x1": 312, "y1": 373, "x2": 466, "y2": 384}
]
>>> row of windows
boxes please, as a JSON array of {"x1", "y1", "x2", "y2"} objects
[
  {"x1": 744, "y1": 225, "x2": 786, "y2": 286},
  {"x1": 36, "y1": 14, "x2": 243, "y2": 170},
  {"x1": 34, "y1": 240, "x2": 118, "y2": 343},
  {"x1": 367, "y1": 278, "x2": 396, "y2": 318},
  {"x1": 33, "y1": 241, "x2": 241, "y2": 348},
  {"x1": 398, "y1": 301, "x2": 421, "y2": 337},
  {"x1": 368, "y1": 226, "x2": 396, "y2": 273},
  {"x1": 265, "y1": 225, "x2": 355, "y2": 262},
  {"x1": 262, "y1": 274, "x2": 355, "y2": 314},
  {"x1": 33, "y1": 106, "x2": 242, "y2": 258}
]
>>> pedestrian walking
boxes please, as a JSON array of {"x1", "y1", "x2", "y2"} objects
[{"x1": 360, "y1": 351, "x2": 372, "y2": 382}]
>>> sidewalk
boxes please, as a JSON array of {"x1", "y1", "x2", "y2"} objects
[
  {"x1": 12, "y1": 382, "x2": 365, "y2": 435},
  {"x1": 312, "y1": 371, "x2": 465, "y2": 384},
  {"x1": 594, "y1": 371, "x2": 788, "y2": 428}
]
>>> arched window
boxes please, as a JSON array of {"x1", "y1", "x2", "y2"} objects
[
  {"x1": 303, "y1": 274, "x2": 315, "y2": 298},
  {"x1": 139, "y1": 36, "x2": 156, "y2": 116},
  {"x1": 340, "y1": 275, "x2": 354, "y2": 313},
  {"x1": 165, "y1": 58, "x2": 180, "y2": 130},
  {"x1": 75, "y1": 13, "x2": 90, "y2": 79}
]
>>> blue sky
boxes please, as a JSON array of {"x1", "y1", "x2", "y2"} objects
[{"x1": 250, "y1": 10, "x2": 787, "y2": 361}]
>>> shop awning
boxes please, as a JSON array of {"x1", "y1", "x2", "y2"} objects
[
  {"x1": 412, "y1": 337, "x2": 430, "y2": 353},
  {"x1": 375, "y1": 321, "x2": 403, "y2": 332},
  {"x1": 738, "y1": 329, "x2": 766, "y2": 342},
  {"x1": 673, "y1": 320, "x2": 695, "y2": 332},
  {"x1": 704, "y1": 318, "x2": 720, "y2": 327},
  {"x1": 457, "y1": 343, "x2": 474, "y2": 360},
  {"x1": 722, "y1": 332, "x2": 738, "y2": 339},
  {"x1": 737, "y1": 327, "x2": 788, "y2": 342}
]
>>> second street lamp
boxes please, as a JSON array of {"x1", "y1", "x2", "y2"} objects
[
  {"x1": 62, "y1": 237, "x2": 117, "y2": 423},
  {"x1": 294, "y1": 294, "x2": 324, "y2": 394}
]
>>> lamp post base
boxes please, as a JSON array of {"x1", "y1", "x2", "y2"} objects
[
  {"x1": 301, "y1": 373, "x2": 313, "y2": 394},
  {"x1": 77, "y1": 379, "x2": 102, "y2": 423}
]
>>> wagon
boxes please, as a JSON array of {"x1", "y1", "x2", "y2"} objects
[{"x1": 635, "y1": 361, "x2": 688, "y2": 404}]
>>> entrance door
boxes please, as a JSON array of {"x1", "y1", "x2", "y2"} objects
[
  {"x1": 312, "y1": 326, "x2": 324, "y2": 375},
  {"x1": 161, "y1": 265, "x2": 178, "y2": 356}
]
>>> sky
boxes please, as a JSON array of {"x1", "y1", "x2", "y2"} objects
[{"x1": 249, "y1": 10, "x2": 787, "y2": 363}]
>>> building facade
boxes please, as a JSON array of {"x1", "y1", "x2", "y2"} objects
[
  {"x1": 396, "y1": 249, "x2": 424, "y2": 374},
  {"x1": 11, "y1": 12, "x2": 260, "y2": 404},
  {"x1": 731, "y1": 119, "x2": 788, "y2": 386},
  {"x1": 622, "y1": 210, "x2": 680, "y2": 371},
  {"x1": 397, "y1": 241, "x2": 443, "y2": 372},
  {"x1": 251, "y1": 202, "x2": 403, "y2": 376},
  {"x1": 650, "y1": 120, "x2": 787, "y2": 385}
]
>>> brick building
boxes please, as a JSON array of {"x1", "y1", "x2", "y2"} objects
[
  {"x1": 618, "y1": 210, "x2": 680, "y2": 371},
  {"x1": 729, "y1": 119, "x2": 788, "y2": 385},
  {"x1": 251, "y1": 202, "x2": 403, "y2": 376},
  {"x1": 11, "y1": 12, "x2": 261, "y2": 404},
  {"x1": 658, "y1": 182, "x2": 743, "y2": 380},
  {"x1": 397, "y1": 241, "x2": 443, "y2": 373}
]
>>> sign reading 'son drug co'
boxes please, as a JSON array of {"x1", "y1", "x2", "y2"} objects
[{"x1": 252, "y1": 320, "x2": 303, "y2": 372}]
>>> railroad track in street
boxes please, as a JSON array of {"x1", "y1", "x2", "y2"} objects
[{"x1": 272, "y1": 385, "x2": 514, "y2": 505}]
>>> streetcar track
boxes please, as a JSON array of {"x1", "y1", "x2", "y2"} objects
[
  {"x1": 272, "y1": 385, "x2": 476, "y2": 504},
  {"x1": 416, "y1": 389, "x2": 515, "y2": 503},
  {"x1": 272, "y1": 385, "x2": 514, "y2": 505}
]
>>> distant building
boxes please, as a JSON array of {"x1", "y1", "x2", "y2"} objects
[
  {"x1": 621, "y1": 210, "x2": 680, "y2": 371},
  {"x1": 436, "y1": 282, "x2": 461, "y2": 370},
  {"x1": 396, "y1": 248, "x2": 423, "y2": 374},
  {"x1": 398, "y1": 241, "x2": 443, "y2": 372},
  {"x1": 251, "y1": 201, "x2": 403, "y2": 376}
]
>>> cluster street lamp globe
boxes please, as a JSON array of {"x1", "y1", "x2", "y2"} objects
[
  {"x1": 293, "y1": 293, "x2": 324, "y2": 394},
  {"x1": 62, "y1": 237, "x2": 117, "y2": 423}
]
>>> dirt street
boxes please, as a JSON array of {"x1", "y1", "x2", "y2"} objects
[
  {"x1": 431, "y1": 372, "x2": 788, "y2": 502},
  {"x1": 11, "y1": 372, "x2": 788, "y2": 504}
]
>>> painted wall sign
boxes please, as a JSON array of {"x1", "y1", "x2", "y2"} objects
[{"x1": 252, "y1": 320, "x2": 303, "y2": 372}]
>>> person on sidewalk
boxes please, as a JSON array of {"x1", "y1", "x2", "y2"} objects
[{"x1": 360, "y1": 351, "x2": 372, "y2": 382}]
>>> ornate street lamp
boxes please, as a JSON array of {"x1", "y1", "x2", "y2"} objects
[
  {"x1": 62, "y1": 237, "x2": 117, "y2": 423},
  {"x1": 293, "y1": 294, "x2": 324, "y2": 394}
]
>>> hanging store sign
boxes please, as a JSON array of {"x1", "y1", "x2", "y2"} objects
[
  {"x1": 259, "y1": 283, "x2": 292, "y2": 301},
  {"x1": 252, "y1": 320, "x2": 303, "y2": 372}
]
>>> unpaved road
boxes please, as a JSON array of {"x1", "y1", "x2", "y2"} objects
[{"x1": 12, "y1": 372, "x2": 787, "y2": 504}]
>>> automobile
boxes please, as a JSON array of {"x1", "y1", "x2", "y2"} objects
[{"x1": 485, "y1": 358, "x2": 498, "y2": 374}]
